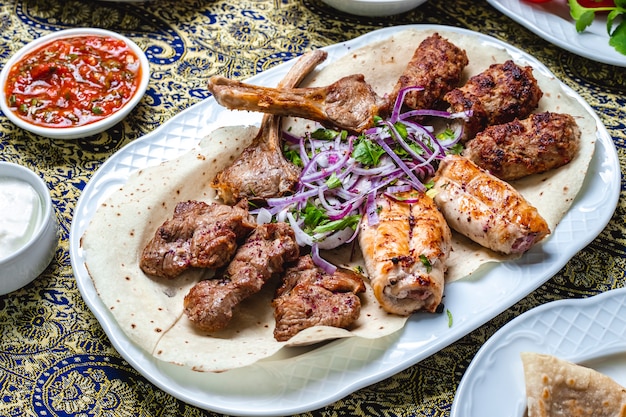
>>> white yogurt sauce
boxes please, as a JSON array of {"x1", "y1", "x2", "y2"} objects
[{"x1": 0, "y1": 176, "x2": 43, "y2": 259}]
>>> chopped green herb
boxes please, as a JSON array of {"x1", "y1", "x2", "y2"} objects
[
  {"x1": 325, "y1": 172, "x2": 342, "y2": 189},
  {"x1": 284, "y1": 145, "x2": 303, "y2": 167},
  {"x1": 313, "y1": 214, "x2": 361, "y2": 234},
  {"x1": 311, "y1": 128, "x2": 340, "y2": 141},
  {"x1": 352, "y1": 137, "x2": 385, "y2": 166},
  {"x1": 419, "y1": 254, "x2": 432, "y2": 273}
]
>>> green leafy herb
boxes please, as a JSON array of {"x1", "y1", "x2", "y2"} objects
[
  {"x1": 568, "y1": 0, "x2": 626, "y2": 56},
  {"x1": 311, "y1": 127, "x2": 341, "y2": 141},
  {"x1": 302, "y1": 201, "x2": 328, "y2": 230},
  {"x1": 325, "y1": 172, "x2": 342, "y2": 189},
  {"x1": 436, "y1": 127, "x2": 456, "y2": 141},
  {"x1": 446, "y1": 309, "x2": 453, "y2": 328},
  {"x1": 284, "y1": 145, "x2": 303, "y2": 167},
  {"x1": 447, "y1": 143, "x2": 464, "y2": 155},
  {"x1": 419, "y1": 254, "x2": 432, "y2": 273},
  {"x1": 312, "y1": 214, "x2": 361, "y2": 234},
  {"x1": 352, "y1": 137, "x2": 385, "y2": 166},
  {"x1": 393, "y1": 121, "x2": 408, "y2": 139}
]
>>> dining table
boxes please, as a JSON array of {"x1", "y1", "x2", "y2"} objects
[{"x1": 1, "y1": 0, "x2": 625, "y2": 415}]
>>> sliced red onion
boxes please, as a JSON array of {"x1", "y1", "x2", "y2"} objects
[{"x1": 311, "y1": 243, "x2": 337, "y2": 275}]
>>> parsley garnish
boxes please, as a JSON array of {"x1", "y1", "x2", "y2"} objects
[
  {"x1": 419, "y1": 254, "x2": 432, "y2": 273},
  {"x1": 568, "y1": 0, "x2": 626, "y2": 55},
  {"x1": 352, "y1": 137, "x2": 385, "y2": 166}
]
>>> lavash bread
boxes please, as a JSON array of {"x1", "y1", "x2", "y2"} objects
[{"x1": 521, "y1": 352, "x2": 626, "y2": 417}]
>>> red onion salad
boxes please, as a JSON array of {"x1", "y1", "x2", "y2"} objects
[{"x1": 254, "y1": 87, "x2": 470, "y2": 273}]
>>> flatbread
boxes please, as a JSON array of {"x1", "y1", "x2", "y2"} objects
[
  {"x1": 521, "y1": 352, "x2": 626, "y2": 417},
  {"x1": 81, "y1": 28, "x2": 597, "y2": 373},
  {"x1": 81, "y1": 125, "x2": 407, "y2": 372}
]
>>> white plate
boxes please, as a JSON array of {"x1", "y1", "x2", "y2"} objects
[
  {"x1": 451, "y1": 287, "x2": 626, "y2": 417},
  {"x1": 320, "y1": 0, "x2": 427, "y2": 16},
  {"x1": 487, "y1": 0, "x2": 626, "y2": 67},
  {"x1": 69, "y1": 24, "x2": 620, "y2": 416}
]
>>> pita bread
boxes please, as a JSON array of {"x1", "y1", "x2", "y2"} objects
[
  {"x1": 80, "y1": 28, "x2": 598, "y2": 372},
  {"x1": 521, "y1": 352, "x2": 626, "y2": 417}
]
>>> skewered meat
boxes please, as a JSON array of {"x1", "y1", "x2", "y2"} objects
[
  {"x1": 272, "y1": 254, "x2": 365, "y2": 342},
  {"x1": 207, "y1": 73, "x2": 387, "y2": 133},
  {"x1": 139, "y1": 200, "x2": 256, "y2": 279},
  {"x1": 184, "y1": 222, "x2": 299, "y2": 333},
  {"x1": 358, "y1": 191, "x2": 452, "y2": 316},
  {"x1": 211, "y1": 50, "x2": 328, "y2": 205},
  {"x1": 388, "y1": 33, "x2": 469, "y2": 111},
  {"x1": 444, "y1": 60, "x2": 543, "y2": 140},
  {"x1": 432, "y1": 155, "x2": 550, "y2": 255},
  {"x1": 462, "y1": 112, "x2": 581, "y2": 181}
]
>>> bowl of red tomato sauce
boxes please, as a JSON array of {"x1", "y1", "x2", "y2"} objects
[{"x1": 0, "y1": 28, "x2": 150, "y2": 139}]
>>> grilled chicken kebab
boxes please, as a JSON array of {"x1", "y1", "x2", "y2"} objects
[
  {"x1": 432, "y1": 155, "x2": 551, "y2": 255},
  {"x1": 358, "y1": 191, "x2": 452, "y2": 315}
]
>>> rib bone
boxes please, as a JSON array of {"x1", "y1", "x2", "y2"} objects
[
  {"x1": 207, "y1": 73, "x2": 387, "y2": 134},
  {"x1": 211, "y1": 50, "x2": 328, "y2": 205}
]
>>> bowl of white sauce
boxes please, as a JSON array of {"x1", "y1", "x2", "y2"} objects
[{"x1": 0, "y1": 161, "x2": 58, "y2": 295}]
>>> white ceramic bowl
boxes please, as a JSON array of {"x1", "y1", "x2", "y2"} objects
[
  {"x1": 321, "y1": 0, "x2": 428, "y2": 16},
  {"x1": 0, "y1": 162, "x2": 58, "y2": 295},
  {"x1": 0, "y1": 28, "x2": 150, "y2": 140}
]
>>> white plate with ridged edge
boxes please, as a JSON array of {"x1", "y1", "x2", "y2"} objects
[
  {"x1": 451, "y1": 288, "x2": 626, "y2": 417},
  {"x1": 487, "y1": 0, "x2": 626, "y2": 67},
  {"x1": 69, "y1": 24, "x2": 620, "y2": 416}
]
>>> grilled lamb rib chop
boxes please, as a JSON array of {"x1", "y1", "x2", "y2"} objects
[
  {"x1": 272, "y1": 255, "x2": 365, "y2": 342},
  {"x1": 184, "y1": 222, "x2": 299, "y2": 333},
  {"x1": 211, "y1": 50, "x2": 328, "y2": 205},
  {"x1": 207, "y1": 73, "x2": 387, "y2": 134}
]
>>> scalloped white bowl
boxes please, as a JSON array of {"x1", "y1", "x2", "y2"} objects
[
  {"x1": 0, "y1": 28, "x2": 150, "y2": 140},
  {"x1": 0, "y1": 162, "x2": 58, "y2": 295},
  {"x1": 321, "y1": 0, "x2": 428, "y2": 16}
]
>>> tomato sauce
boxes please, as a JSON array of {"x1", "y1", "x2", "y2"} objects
[{"x1": 4, "y1": 35, "x2": 142, "y2": 128}]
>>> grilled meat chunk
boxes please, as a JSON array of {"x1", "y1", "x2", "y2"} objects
[
  {"x1": 211, "y1": 50, "x2": 328, "y2": 204},
  {"x1": 207, "y1": 73, "x2": 387, "y2": 133},
  {"x1": 184, "y1": 222, "x2": 299, "y2": 333},
  {"x1": 139, "y1": 200, "x2": 256, "y2": 279},
  {"x1": 272, "y1": 255, "x2": 365, "y2": 342},
  {"x1": 462, "y1": 112, "x2": 581, "y2": 181},
  {"x1": 358, "y1": 191, "x2": 452, "y2": 316},
  {"x1": 444, "y1": 60, "x2": 543, "y2": 140},
  {"x1": 432, "y1": 155, "x2": 550, "y2": 254},
  {"x1": 388, "y1": 33, "x2": 469, "y2": 111}
]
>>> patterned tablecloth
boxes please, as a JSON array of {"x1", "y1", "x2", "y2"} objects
[{"x1": 1, "y1": 0, "x2": 625, "y2": 415}]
